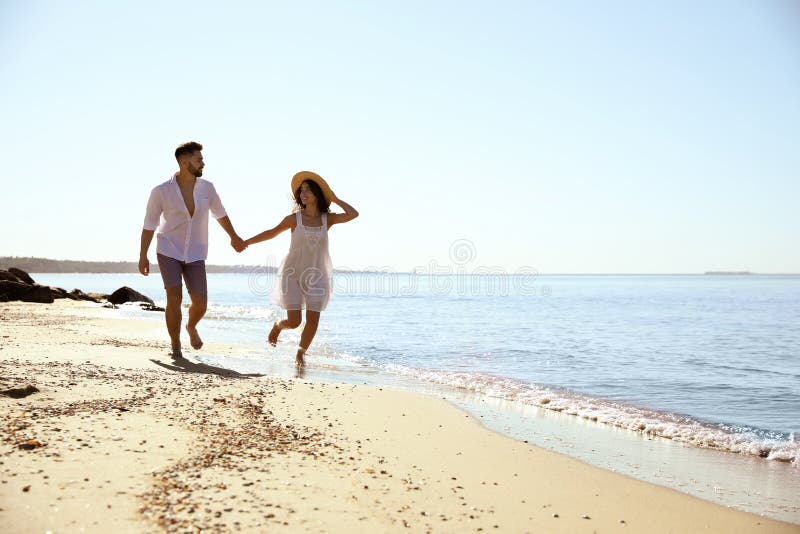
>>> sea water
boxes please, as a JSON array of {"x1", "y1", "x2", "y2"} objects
[{"x1": 32, "y1": 272, "x2": 800, "y2": 522}]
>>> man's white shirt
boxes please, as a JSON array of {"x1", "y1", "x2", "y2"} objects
[{"x1": 143, "y1": 173, "x2": 227, "y2": 263}]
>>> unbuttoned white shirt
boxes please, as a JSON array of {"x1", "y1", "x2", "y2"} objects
[{"x1": 142, "y1": 174, "x2": 227, "y2": 263}]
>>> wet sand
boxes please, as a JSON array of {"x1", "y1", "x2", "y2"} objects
[{"x1": 1, "y1": 300, "x2": 797, "y2": 533}]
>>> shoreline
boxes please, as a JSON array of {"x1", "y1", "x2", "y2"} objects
[
  {"x1": 190, "y1": 350, "x2": 800, "y2": 523},
  {"x1": 1, "y1": 300, "x2": 798, "y2": 533}
]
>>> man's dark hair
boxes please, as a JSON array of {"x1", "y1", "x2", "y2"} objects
[{"x1": 175, "y1": 141, "x2": 203, "y2": 160}]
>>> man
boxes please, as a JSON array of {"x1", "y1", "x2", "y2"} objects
[{"x1": 139, "y1": 141, "x2": 246, "y2": 358}]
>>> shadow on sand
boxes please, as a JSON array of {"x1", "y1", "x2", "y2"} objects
[{"x1": 149, "y1": 355, "x2": 264, "y2": 378}]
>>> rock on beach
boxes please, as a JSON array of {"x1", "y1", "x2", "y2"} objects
[{"x1": 0, "y1": 267, "x2": 157, "y2": 310}]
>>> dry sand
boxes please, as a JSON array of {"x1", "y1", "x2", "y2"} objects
[{"x1": 1, "y1": 300, "x2": 797, "y2": 533}]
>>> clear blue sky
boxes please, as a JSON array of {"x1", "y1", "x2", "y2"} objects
[{"x1": 2, "y1": 1, "x2": 798, "y2": 273}]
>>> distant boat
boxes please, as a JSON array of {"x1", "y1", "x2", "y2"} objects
[{"x1": 704, "y1": 271, "x2": 752, "y2": 275}]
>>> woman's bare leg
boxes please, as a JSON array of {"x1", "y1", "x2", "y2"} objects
[
  {"x1": 268, "y1": 310, "x2": 302, "y2": 346},
  {"x1": 296, "y1": 310, "x2": 320, "y2": 367}
]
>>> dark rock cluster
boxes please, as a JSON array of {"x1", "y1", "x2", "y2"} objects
[{"x1": 0, "y1": 267, "x2": 162, "y2": 311}]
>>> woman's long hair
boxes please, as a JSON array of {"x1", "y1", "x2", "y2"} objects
[{"x1": 294, "y1": 180, "x2": 331, "y2": 213}]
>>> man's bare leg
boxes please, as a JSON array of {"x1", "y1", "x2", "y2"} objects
[
  {"x1": 268, "y1": 310, "x2": 302, "y2": 346},
  {"x1": 186, "y1": 292, "x2": 207, "y2": 350},
  {"x1": 296, "y1": 310, "x2": 320, "y2": 367},
  {"x1": 165, "y1": 286, "x2": 183, "y2": 357}
]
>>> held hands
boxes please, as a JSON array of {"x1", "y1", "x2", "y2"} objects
[{"x1": 231, "y1": 235, "x2": 248, "y2": 253}]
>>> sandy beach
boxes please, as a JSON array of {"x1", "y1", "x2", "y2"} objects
[{"x1": 1, "y1": 300, "x2": 797, "y2": 533}]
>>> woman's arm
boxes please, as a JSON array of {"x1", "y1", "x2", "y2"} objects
[
  {"x1": 244, "y1": 214, "x2": 295, "y2": 246},
  {"x1": 328, "y1": 194, "x2": 359, "y2": 227}
]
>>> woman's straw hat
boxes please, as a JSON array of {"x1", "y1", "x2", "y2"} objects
[{"x1": 291, "y1": 171, "x2": 334, "y2": 204}]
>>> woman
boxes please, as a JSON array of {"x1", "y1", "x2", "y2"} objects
[{"x1": 244, "y1": 171, "x2": 358, "y2": 366}]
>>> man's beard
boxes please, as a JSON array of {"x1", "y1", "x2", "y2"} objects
[{"x1": 189, "y1": 164, "x2": 203, "y2": 177}]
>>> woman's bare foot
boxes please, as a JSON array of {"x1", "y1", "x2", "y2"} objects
[
  {"x1": 295, "y1": 346, "x2": 306, "y2": 367},
  {"x1": 186, "y1": 325, "x2": 203, "y2": 350},
  {"x1": 268, "y1": 322, "x2": 281, "y2": 346}
]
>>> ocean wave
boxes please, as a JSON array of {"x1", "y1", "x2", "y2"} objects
[
  {"x1": 683, "y1": 359, "x2": 800, "y2": 380},
  {"x1": 352, "y1": 359, "x2": 799, "y2": 465},
  {"x1": 201, "y1": 304, "x2": 279, "y2": 322}
]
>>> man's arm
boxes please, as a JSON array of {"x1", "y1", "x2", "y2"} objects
[
  {"x1": 216, "y1": 216, "x2": 247, "y2": 252},
  {"x1": 139, "y1": 230, "x2": 155, "y2": 275},
  {"x1": 140, "y1": 186, "x2": 162, "y2": 275}
]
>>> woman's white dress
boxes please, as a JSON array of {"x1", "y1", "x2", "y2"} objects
[{"x1": 270, "y1": 211, "x2": 333, "y2": 312}]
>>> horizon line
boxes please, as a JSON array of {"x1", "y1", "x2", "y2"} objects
[{"x1": 1, "y1": 256, "x2": 798, "y2": 276}]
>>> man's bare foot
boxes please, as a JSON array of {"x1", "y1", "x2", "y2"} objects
[
  {"x1": 170, "y1": 345, "x2": 183, "y2": 359},
  {"x1": 268, "y1": 322, "x2": 281, "y2": 346},
  {"x1": 186, "y1": 326, "x2": 203, "y2": 350},
  {"x1": 295, "y1": 347, "x2": 306, "y2": 367}
]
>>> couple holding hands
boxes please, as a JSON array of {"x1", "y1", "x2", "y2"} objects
[{"x1": 139, "y1": 141, "x2": 358, "y2": 367}]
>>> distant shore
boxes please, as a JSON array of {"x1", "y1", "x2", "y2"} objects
[
  {"x1": 4, "y1": 257, "x2": 799, "y2": 276},
  {"x1": 0, "y1": 256, "x2": 272, "y2": 274}
]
